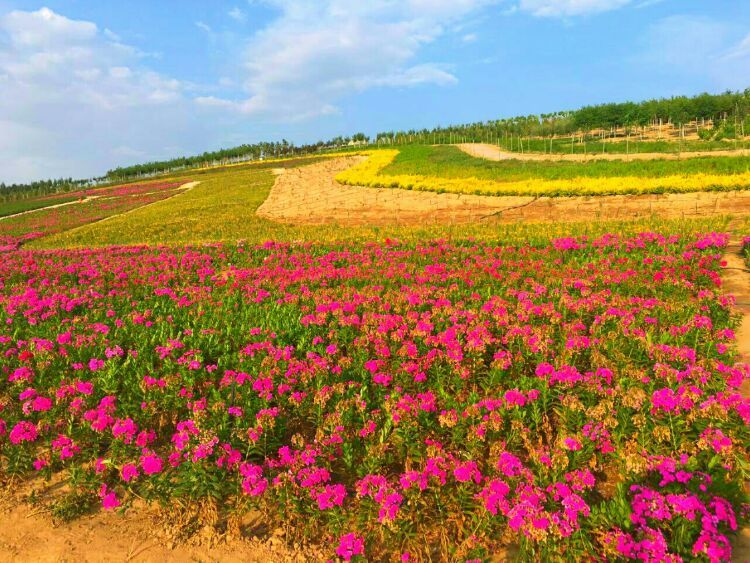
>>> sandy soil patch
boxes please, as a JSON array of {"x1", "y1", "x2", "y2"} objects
[
  {"x1": 720, "y1": 226, "x2": 750, "y2": 562},
  {"x1": 456, "y1": 143, "x2": 750, "y2": 162},
  {"x1": 257, "y1": 156, "x2": 750, "y2": 227},
  {"x1": 257, "y1": 156, "x2": 538, "y2": 225},
  {"x1": 0, "y1": 479, "x2": 322, "y2": 563}
]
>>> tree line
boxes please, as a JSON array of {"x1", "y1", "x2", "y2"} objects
[
  {"x1": 1, "y1": 135, "x2": 371, "y2": 202},
  {"x1": 0, "y1": 177, "x2": 101, "y2": 203},
  {"x1": 3, "y1": 89, "x2": 749, "y2": 200},
  {"x1": 372, "y1": 89, "x2": 750, "y2": 146}
]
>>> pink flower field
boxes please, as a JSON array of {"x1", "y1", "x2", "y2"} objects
[{"x1": 1, "y1": 232, "x2": 748, "y2": 561}]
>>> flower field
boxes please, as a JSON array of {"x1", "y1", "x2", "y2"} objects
[
  {"x1": 1, "y1": 229, "x2": 749, "y2": 561},
  {"x1": 0, "y1": 181, "x2": 185, "y2": 251},
  {"x1": 336, "y1": 150, "x2": 750, "y2": 197}
]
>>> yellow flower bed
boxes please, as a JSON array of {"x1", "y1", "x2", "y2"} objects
[{"x1": 336, "y1": 150, "x2": 750, "y2": 196}]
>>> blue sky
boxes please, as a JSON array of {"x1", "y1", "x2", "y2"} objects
[{"x1": 1, "y1": 0, "x2": 749, "y2": 183}]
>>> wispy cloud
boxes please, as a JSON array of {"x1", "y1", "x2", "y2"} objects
[
  {"x1": 723, "y1": 32, "x2": 750, "y2": 61},
  {"x1": 196, "y1": 0, "x2": 492, "y2": 120},
  {"x1": 228, "y1": 7, "x2": 246, "y2": 23},
  {"x1": 514, "y1": 0, "x2": 632, "y2": 18},
  {"x1": 195, "y1": 21, "x2": 212, "y2": 34}
]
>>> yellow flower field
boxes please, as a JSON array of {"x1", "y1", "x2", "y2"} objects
[{"x1": 336, "y1": 150, "x2": 750, "y2": 196}]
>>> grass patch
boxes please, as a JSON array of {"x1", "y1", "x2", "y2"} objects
[{"x1": 0, "y1": 196, "x2": 80, "y2": 218}]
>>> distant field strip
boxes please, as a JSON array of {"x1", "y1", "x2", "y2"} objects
[{"x1": 337, "y1": 147, "x2": 750, "y2": 196}]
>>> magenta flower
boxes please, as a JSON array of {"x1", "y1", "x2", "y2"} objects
[
  {"x1": 314, "y1": 483, "x2": 347, "y2": 510},
  {"x1": 140, "y1": 452, "x2": 164, "y2": 475},
  {"x1": 240, "y1": 463, "x2": 268, "y2": 496},
  {"x1": 563, "y1": 438, "x2": 582, "y2": 451},
  {"x1": 9, "y1": 421, "x2": 38, "y2": 444},
  {"x1": 31, "y1": 396, "x2": 53, "y2": 412},
  {"x1": 33, "y1": 458, "x2": 49, "y2": 471},
  {"x1": 121, "y1": 463, "x2": 140, "y2": 482},
  {"x1": 336, "y1": 533, "x2": 364, "y2": 561},
  {"x1": 453, "y1": 460, "x2": 482, "y2": 484},
  {"x1": 99, "y1": 485, "x2": 120, "y2": 510}
]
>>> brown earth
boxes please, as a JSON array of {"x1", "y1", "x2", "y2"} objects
[
  {"x1": 721, "y1": 227, "x2": 750, "y2": 562},
  {"x1": 0, "y1": 478, "x2": 324, "y2": 563},
  {"x1": 456, "y1": 142, "x2": 750, "y2": 162},
  {"x1": 257, "y1": 156, "x2": 750, "y2": 227}
]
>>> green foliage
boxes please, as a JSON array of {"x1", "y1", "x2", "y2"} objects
[
  {"x1": 0, "y1": 178, "x2": 95, "y2": 203},
  {"x1": 50, "y1": 490, "x2": 97, "y2": 523},
  {"x1": 373, "y1": 89, "x2": 750, "y2": 149},
  {"x1": 0, "y1": 196, "x2": 79, "y2": 217}
]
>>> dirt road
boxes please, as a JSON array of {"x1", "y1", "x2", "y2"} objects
[
  {"x1": 720, "y1": 228, "x2": 750, "y2": 562},
  {"x1": 456, "y1": 142, "x2": 750, "y2": 162}
]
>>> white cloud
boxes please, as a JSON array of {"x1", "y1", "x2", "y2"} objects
[
  {"x1": 515, "y1": 0, "x2": 631, "y2": 17},
  {"x1": 195, "y1": 21, "x2": 212, "y2": 34},
  {"x1": 462, "y1": 32, "x2": 478, "y2": 42},
  {"x1": 3, "y1": 6, "x2": 96, "y2": 48},
  {"x1": 634, "y1": 0, "x2": 665, "y2": 8},
  {"x1": 199, "y1": 0, "x2": 491, "y2": 120},
  {"x1": 0, "y1": 7, "x2": 202, "y2": 183},
  {"x1": 228, "y1": 7, "x2": 247, "y2": 22}
]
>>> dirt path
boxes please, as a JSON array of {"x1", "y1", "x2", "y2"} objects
[
  {"x1": 0, "y1": 196, "x2": 99, "y2": 222},
  {"x1": 0, "y1": 483, "x2": 321, "y2": 563},
  {"x1": 456, "y1": 143, "x2": 750, "y2": 162},
  {"x1": 257, "y1": 156, "x2": 750, "y2": 227},
  {"x1": 721, "y1": 225, "x2": 750, "y2": 562}
]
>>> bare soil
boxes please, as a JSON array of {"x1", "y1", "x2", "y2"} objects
[
  {"x1": 456, "y1": 142, "x2": 750, "y2": 162},
  {"x1": 720, "y1": 230, "x2": 750, "y2": 562},
  {"x1": 257, "y1": 156, "x2": 750, "y2": 227},
  {"x1": 0, "y1": 479, "x2": 323, "y2": 563}
]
